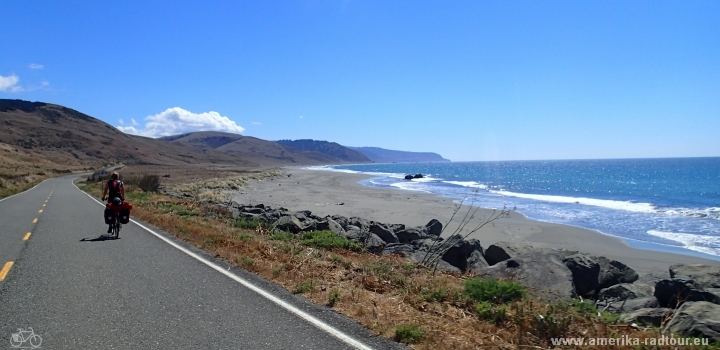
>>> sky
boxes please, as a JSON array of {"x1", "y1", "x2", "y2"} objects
[{"x1": 1, "y1": 1, "x2": 718, "y2": 162}]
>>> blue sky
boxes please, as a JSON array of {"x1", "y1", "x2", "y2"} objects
[{"x1": 1, "y1": 1, "x2": 718, "y2": 161}]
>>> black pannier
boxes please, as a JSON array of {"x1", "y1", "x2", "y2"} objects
[
  {"x1": 119, "y1": 208, "x2": 130, "y2": 224},
  {"x1": 104, "y1": 208, "x2": 116, "y2": 224}
]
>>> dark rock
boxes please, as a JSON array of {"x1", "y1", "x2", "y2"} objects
[
  {"x1": 275, "y1": 215, "x2": 306, "y2": 233},
  {"x1": 326, "y1": 217, "x2": 345, "y2": 236},
  {"x1": 425, "y1": 219, "x2": 442, "y2": 237},
  {"x1": 404, "y1": 175, "x2": 414, "y2": 180},
  {"x1": 654, "y1": 279, "x2": 720, "y2": 308},
  {"x1": 396, "y1": 227, "x2": 426, "y2": 243},
  {"x1": 381, "y1": 243, "x2": 415, "y2": 257},
  {"x1": 467, "y1": 250, "x2": 489, "y2": 271},
  {"x1": 439, "y1": 235, "x2": 484, "y2": 272},
  {"x1": 413, "y1": 174, "x2": 424, "y2": 179},
  {"x1": 598, "y1": 283, "x2": 654, "y2": 302},
  {"x1": 475, "y1": 250, "x2": 575, "y2": 300},
  {"x1": 408, "y1": 251, "x2": 461, "y2": 273},
  {"x1": 348, "y1": 217, "x2": 370, "y2": 231},
  {"x1": 595, "y1": 256, "x2": 639, "y2": 290},
  {"x1": 314, "y1": 220, "x2": 330, "y2": 231},
  {"x1": 598, "y1": 296, "x2": 659, "y2": 313},
  {"x1": 254, "y1": 203, "x2": 265, "y2": 209},
  {"x1": 484, "y1": 241, "x2": 535, "y2": 266},
  {"x1": 563, "y1": 254, "x2": 601, "y2": 297},
  {"x1": 664, "y1": 301, "x2": 720, "y2": 342},
  {"x1": 620, "y1": 308, "x2": 672, "y2": 327},
  {"x1": 670, "y1": 264, "x2": 720, "y2": 289},
  {"x1": 243, "y1": 207, "x2": 265, "y2": 214},
  {"x1": 370, "y1": 223, "x2": 399, "y2": 244}
]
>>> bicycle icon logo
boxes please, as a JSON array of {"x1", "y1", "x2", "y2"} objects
[{"x1": 9, "y1": 327, "x2": 42, "y2": 348}]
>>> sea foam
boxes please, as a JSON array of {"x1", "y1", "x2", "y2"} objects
[{"x1": 647, "y1": 230, "x2": 720, "y2": 256}]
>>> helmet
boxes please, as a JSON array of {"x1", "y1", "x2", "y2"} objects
[{"x1": 112, "y1": 197, "x2": 122, "y2": 206}]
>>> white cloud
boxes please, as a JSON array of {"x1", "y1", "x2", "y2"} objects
[
  {"x1": 252, "y1": 121, "x2": 261, "y2": 125},
  {"x1": 0, "y1": 74, "x2": 23, "y2": 92},
  {"x1": 131, "y1": 118, "x2": 138, "y2": 125},
  {"x1": 117, "y1": 107, "x2": 245, "y2": 138},
  {"x1": 29, "y1": 64, "x2": 44, "y2": 70},
  {"x1": 118, "y1": 118, "x2": 125, "y2": 125},
  {"x1": 41, "y1": 81, "x2": 49, "y2": 87},
  {"x1": 299, "y1": 115, "x2": 305, "y2": 119}
]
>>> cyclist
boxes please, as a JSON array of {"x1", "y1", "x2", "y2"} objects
[{"x1": 102, "y1": 172, "x2": 125, "y2": 233}]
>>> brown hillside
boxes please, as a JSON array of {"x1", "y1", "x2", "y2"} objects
[
  {"x1": 162, "y1": 131, "x2": 360, "y2": 166},
  {"x1": 0, "y1": 100, "x2": 254, "y2": 175}
]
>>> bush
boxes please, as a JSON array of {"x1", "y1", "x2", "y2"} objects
[
  {"x1": 293, "y1": 279, "x2": 315, "y2": 294},
  {"x1": 125, "y1": 175, "x2": 160, "y2": 192},
  {"x1": 234, "y1": 218, "x2": 263, "y2": 229},
  {"x1": 394, "y1": 325, "x2": 424, "y2": 344},
  {"x1": 270, "y1": 232, "x2": 295, "y2": 241},
  {"x1": 475, "y1": 301, "x2": 507, "y2": 324},
  {"x1": 464, "y1": 278, "x2": 526, "y2": 304},
  {"x1": 300, "y1": 230, "x2": 362, "y2": 251},
  {"x1": 327, "y1": 289, "x2": 341, "y2": 307}
]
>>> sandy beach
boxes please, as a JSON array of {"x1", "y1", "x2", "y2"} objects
[{"x1": 231, "y1": 168, "x2": 720, "y2": 276}]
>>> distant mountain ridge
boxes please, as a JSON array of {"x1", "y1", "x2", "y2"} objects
[
  {"x1": 347, "y1": 146, "x2": 450, "y2": 163},
  {"x1": 275, "y1": 139, "x2": 370, "y2": 163}
]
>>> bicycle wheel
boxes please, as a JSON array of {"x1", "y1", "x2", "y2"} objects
[
  {"x1": 115, "y1": 223, "x2": 121, "y2": 238},
  {"x1": 9, "y1": 336, "x2": 22, "y2": 347},
  {"x1": 29, "y1": 334, "x2": 42, "y2": 347}
]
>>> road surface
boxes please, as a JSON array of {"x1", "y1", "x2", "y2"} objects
[{"x1": 0, "y1": 176, "x2": 405, "y2": 349}]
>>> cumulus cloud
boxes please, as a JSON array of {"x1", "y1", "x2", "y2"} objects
[
  {"x1": 0, "y1": 74, "x2": 23, "y2": 92},
  {"x1": 117, "y1": 107, "x2": 245, "y2": 138},
  {"x1": 29, "y1": 63, "x2": 44, "y2": 70}
]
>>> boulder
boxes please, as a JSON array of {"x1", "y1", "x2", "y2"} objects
[
  {"x1": 598, "y1": 283, "x2": 654, "y2": 302},
  {"x1": 598, "y1": 296, "x2": 659, "y2": 313},
  {"x1": 654, "y1": 279, "x2": 720, "y2": 308},
  {"x1": 408, "y1": 251, "x2": 461, "y2": 273},
  {"x1": 595, "y1": 256, "x2": 639, "y2": 290},
  {"x1": 275, "y1": 215, "x2": 306, "y2": 233},
  {"x1": 404, "y1": 175, "x2": 414, "y2": 180},
  {"x1": 396, "y1": 227, "x2": 426, "y2": 243},
  {"x1": 670, "y1": 264, "x2": 720, "y2": 289},
  {"x1": 620, "y1": 308, "x2": 672, "y2": 327},
  {"x1": 342, "y1": 231, "x2": 385, "y2": 254},
  {"x1": 467, "y1": 250, "x2": 489, "y2": 271},
  {"x1": 484, "y1": 241, "x2": 535, "y2": 266},
  {"x1": 242, "y1": 207, "x2": 265, "y2": 214},
  {"x1": 439, "y1": 235, "x2": 484, "y2": 272},
  {"x1": 425, "y1": 219, "x2": 442, "y2": 237},
  {"x1": 562, "y1": 254, "x2": 600, "y2": 297},
  {"x1": 663, "y1": 301, "x2": 720, "y2": 342},
  {"x1": 348, "y1": 217, "x2": 370, "y2": 231},
  {"x1": 475, "y1": 250, "x2": 575, "y2": 300},
  {"x1": 370, "y1": 223, "x2": 399, "y2": 244},
  {"x1": 326, "y1": 217, "x2": 345, "y2": 236},
  {"x1": 381, "y1": 243, "x2": 415, "y2": 257}
]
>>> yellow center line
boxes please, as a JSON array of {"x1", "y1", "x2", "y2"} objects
[
  {"x1": 0, "y1": 261, "x2": 14, "y2": 281},
  {"x1": 38, "y1": 209, "x2": 43, "y2": 213},
  {"x1": 42, "y1": 204, "x2": 46, "y2": 207},
  {"x1": 23, "y1": 232, "x2": 31, "y2": 240},
  {"x1": 32, "y1": 218, "x2": 38, "y2": 224}
]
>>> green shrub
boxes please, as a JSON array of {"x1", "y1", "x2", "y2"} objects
[
  {"x1": 327, "y1": 289, "x2": 341, "y2": 307},
  {"x1": 464, "y1": 278, "x2": 526, "y2": 304},
  {"x1": 475, "y1": 301, "x2": 507, "y2": 324},
  {"x1": 394, "y1": 325, "x2": 424, "y2": 344},
  {"x1": 234, "y1": 218, "x2": 263, "y2": 229},
  {"x1": 421, "y1": 287, "x2": 447, "y2": 302},
  {"x1": 271, "y1": 232, "x2": 296, "y2": 241},
  {"x1": 300, "y1": 230, "x2": 361, "y2": 251},
  {"x1": 293, "y1": 279, "x2": 315, "y2": 294}
]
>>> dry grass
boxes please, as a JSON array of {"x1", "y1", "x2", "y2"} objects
[
  {"x1": 81, "y1": 180, "x2": 720, "y2": 349},
  {"x1": 0, "y1": 173, "x2": 48, "y2": 199}
]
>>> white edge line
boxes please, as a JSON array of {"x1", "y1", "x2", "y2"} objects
[
  {"x1": 0, "y1": 178, "x2": 49, "y2": 202},
  {"x1": 71, "y1": 178, "x2": 374, "y2": 350}
]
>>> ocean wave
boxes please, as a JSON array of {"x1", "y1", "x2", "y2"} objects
[
  {"x1": 647, "y1": 230, "x2": 720, "y2": 256},
  {"x1": 444, "y1": 181, "x2": 489, "y2": 189},
  {"x1": 389, "y1": 182, "x2": 434, "y2": 193},
  {"x1": 491, "y1": 190, "x2": 658, "y2": 213},
  {"x1": 659, "y1": 207, "x2": 720, "y2": 221}
]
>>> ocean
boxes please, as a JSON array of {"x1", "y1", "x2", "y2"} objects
[{"x1": 310, "y1": 158, "x2": 720, "y2": 259}]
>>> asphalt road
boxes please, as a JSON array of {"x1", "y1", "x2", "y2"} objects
[{"x1": 0, "y1": 176, "x2": 405, "y2": 349}]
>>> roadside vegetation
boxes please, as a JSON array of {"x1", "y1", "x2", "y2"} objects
[
  {"x1": 0, "y1": 173, "x2": 47, "y2": 199},
  {"x1": 79, "y1": 175, "x2": 720, "y2": 349}
]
